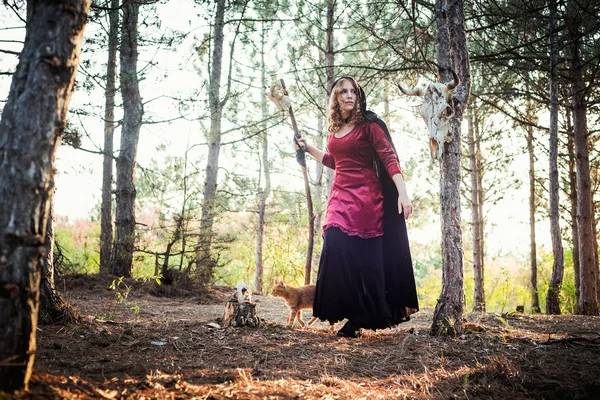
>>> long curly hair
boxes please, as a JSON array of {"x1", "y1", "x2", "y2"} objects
[{"x1": 328, "y1": 78, "x2": 364, "y2": 134}]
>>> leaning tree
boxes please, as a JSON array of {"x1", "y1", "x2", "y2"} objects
[{"x1": 0, "y1": 0, "x2": 91, "y2": 391}]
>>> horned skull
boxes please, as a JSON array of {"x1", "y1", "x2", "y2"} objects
[{"x1": 398, "y1": 69, "x2": 459, "y2": 160}]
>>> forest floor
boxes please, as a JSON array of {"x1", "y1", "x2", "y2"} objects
[{"x1": 3, "y1": 273, "x2": 600, "y2": 399}]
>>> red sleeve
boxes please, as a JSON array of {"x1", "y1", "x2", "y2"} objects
[
  {"x1": 368, "y1": 122, "x2": 402, "y2": 177},
  {"x1": 322, "y1": 152, "x2": 336, "y2": 170}
]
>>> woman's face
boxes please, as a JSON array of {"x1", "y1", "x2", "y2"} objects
[{"x1": 337, "y1": 80, "x2": 357, "y2": 117}]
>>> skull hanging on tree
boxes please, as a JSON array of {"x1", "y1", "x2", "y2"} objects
[{"x1": 398, "y1": 68, "x2": 459, "y2": 160}]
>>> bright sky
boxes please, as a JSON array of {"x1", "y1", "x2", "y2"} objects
[{"x1": 0, "y1": 2, "x2": 553, "y2": 257}]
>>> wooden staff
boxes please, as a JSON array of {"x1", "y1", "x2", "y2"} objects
[{"x1": 278, "y1": 79, "x2": 315, "y2": 285}]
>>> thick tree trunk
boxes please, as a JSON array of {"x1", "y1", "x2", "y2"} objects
[
  {"x1": 0, "y1": 0, "x2": 90, "y2": 390},
  {"x1": 568, "y1": 2, "x2": 598, "y2": 315},
  {"x1": 431, "y1": 0, "x2": 470, "y2": 337},
  {"x1": 526, "y1": 120, "x2": 541, "y2": 313},
  {"x1": 254, "y1": 24, "x2": 271, "y2": 294},
  {"x1": 111, "y1": 1, "x2": 142, "y2": 278},
  {"x1": 197, "y1": 0, "x2": 226, "y2": 285},
  {"x1": 546, "y1": 0, "x2": 564, "y2": 315},
  {"x1": 467, "y1": 106, "x2": 484, "y2": 312},
  {"x1": 566, "y1": 109, "x2": 580, "y2": 303},
  {"x1": 99, "y1": 0, "x2": 120, "y2": 275}
]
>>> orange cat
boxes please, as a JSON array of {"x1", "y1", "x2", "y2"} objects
[{"x1": 271, "y1": 281, "x2": 319, "y2": 328}]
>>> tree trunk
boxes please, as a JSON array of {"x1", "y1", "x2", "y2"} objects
[
  {"x1": 383, "y1": 80, "x2": 391, "y2": 128},
  {"x1": 197, "y1": 0, "x2": 226, "y2": 285},
  {"x1": 40, "y1": 187, "x2": 75, "y2": 325},
  {"x1": 302, "y1": 167, "x2": 314, "y2": 285},
  {"x1": 546, "y1": 0, "x2": 564, "y2": 315},
  {"x1": 431, "y1": 0, "x2": 470, "y2": 337},
  {"x1": 312, "y1": 24, "x2": 327, "y2": 280},
  {"x1": 526, "y1": 111, "x2": 541, "y2": 313},
  {"x1": 254, "y1": 23, "x2": 271, "y2": 295},
  {"x1": 324, "y1": 0, "x2": 335, "y2": 196},
  {"x1": 568, "y1": 1, "x2": 598, "y2": 315},
  {"x1": 475, "y1": 111, "x2": 485, "y2": 307},
  {"x1": 566, "y1": 108, "x2": 580, "y2": 303},
  {"x1": 592, "y1": 201, "x2": 600, "y2": 304},
  {"x1": 0, "y1": 0, "x2": 90, "y2": 390},
  {"x1": 99, "y1": 0, "x2": 120, "y2": 275},
  {"x1": 312, "y1": 111, "x2": 325, "y2": 280},
  {"x1": 222, "y1": 300, "x2": 260, "y2": 328},
  {"x1": 111, "y1": 1, "x2": 142, "y2": 278},
  {"x1": 467, "y1": 105, "x2": 484, "y2": 312}
]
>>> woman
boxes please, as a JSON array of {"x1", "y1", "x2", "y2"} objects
[{"x1": 295, "y1": 77, "x2": 419, "y2": 338}]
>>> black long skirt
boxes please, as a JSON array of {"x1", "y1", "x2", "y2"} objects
[{"x1": 313, "y1": 226, "x2": 418, "y2": 331}]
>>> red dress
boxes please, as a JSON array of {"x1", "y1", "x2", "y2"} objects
[{"x1": 321, "y1": 121, "x2": 401, "y2": 238}]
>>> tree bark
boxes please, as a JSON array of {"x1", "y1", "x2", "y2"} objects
[
  {"x1": 475, "y1": 111, "x2": 484, "y2": 308},
  {"x1": 312, "y1": 110, "x2": 325, "y2": 280},
  {"x1": 431, "y1": 0, "x2": 470, "y2": 337},
  {"x1": 526, "y1": 108, "x2": 541, "y2": 314},
  {"x1": 40, "y1": 187, "x2": 75, "y2": 325},
  {"x1": 197, "y1": 0, "x2": 226, "y2": 285},
  {"x1": 0, "y1": 0, "x2": 90, "y2": 390},
  {"x1": 566, "y1": 108, "x2": 580, "y2": 303},
  {"x1": 302, "y1": 167, "x2": 314, "y2": 285},
  {"x1": 254, "y1": 23, "x2": 271, "y2": 295},
  {"x1": 324, "y1": 0, "x2": 335, "y2": 196},
  {"x1": 222, "y1": 300, "x2": 260, "y2": 328},
  {"x1": 383, "y1": 80, "x2": 391, "y2": 128},
  {"x1": 467, "y1": 105, "x2": 484, "y2": 312},
  {"x1": 99, "y1": 0, "x2": 120, "y2": 275},
  {"x1": 593, "y1": 201, "x2": 600, "y2": 304},
  {"x1": 568, "y1": 1, "x2": 598, "y2": 315},
  {"x1": 312, "y1": 18, "x2": 328, "y2": 280},
  {"x1": 546, "y1": 0, "x2": 564, "y2": 315},
  {"x1": 111, "y1": 1, "x2": 142, "y2": 278}
]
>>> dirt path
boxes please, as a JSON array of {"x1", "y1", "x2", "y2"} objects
[{"x1": 4, "y1": 275, "x2": 599, "y2": 400}]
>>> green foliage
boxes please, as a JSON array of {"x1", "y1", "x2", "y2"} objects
[
  {"x1": 558, "y1": 248, "x2": 578, "y2": 314},
  {"x1": 132, "y1": 253, "x2": 158, "y2": 279},
  {"x1": 54, "y1": 202, "x2": 582, "y2": 318},
  {"x1": 418, "y1": 265, "x2": 443, "y2": 308},
  {"x1": 110, "y1": 277, "x2": 132, "y2": 305},
  {"x1": 412, "y1": 242, "x2": 442, "y2": 283},
  {"x1": 54, "y1": 217, "x2": 100, "y2": 274},
  {"x1": 483, "y1": 258, "x2": 531, "y2": 313},
  {"x1": 212, "y1": 188, "x2": 316, "y2": 290},
  {"x1": 537, "y1": 247, "x2": 578, "y2": 314}
]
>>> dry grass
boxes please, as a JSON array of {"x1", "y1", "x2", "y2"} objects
[{"x1": 3, "y1": 274, "x2": 600, "y2": 399}]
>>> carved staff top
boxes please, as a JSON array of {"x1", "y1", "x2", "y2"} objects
[{"x1": 264, "y1": 79, "x2": 306, "y2": 167}]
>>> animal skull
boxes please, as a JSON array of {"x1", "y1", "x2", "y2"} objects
[
  {"x1": 398, "y1": 69, "x2": 459, "y2": 160},
  {"x1": 234, "y1": 283, "x2": 251, "y2": 304},
  {"x1": 264, "y1": 83, "x2": 292, "y2": 112}
]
